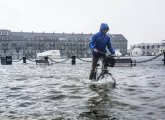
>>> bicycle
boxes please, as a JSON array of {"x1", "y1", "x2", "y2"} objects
[{"x1": 92, "y1": 52, "x2": 116, "y2": 86}]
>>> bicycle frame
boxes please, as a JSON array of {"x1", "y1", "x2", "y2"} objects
[
  {"x1": 94, "y1": 54, "x2": 116, "y2": 86},
  {"x1": 98, "y1": 56, "x2": 109, "y2": 79}
]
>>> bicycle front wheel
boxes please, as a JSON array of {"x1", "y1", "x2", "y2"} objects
[{"x1": 97, "y1": 72, "x2": 116, "y2": 85}]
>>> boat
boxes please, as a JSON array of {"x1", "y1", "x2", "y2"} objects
[
  {"x1": 37, "y1": 50, "x2": 60, "y2": 60},
  {"x1": 115, "y1": 49, "x2": 122, "y2": 56},
  {"x1": 131, "y1": 48, "x2": 143, "y2": 56}
]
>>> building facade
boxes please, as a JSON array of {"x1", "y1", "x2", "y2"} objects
[
  {"x1": 130, "y1": 42, "x2": 165, "y2": 56},
  {"x1": 0, "y1": 29, "x2": 128, "y2": 59}
]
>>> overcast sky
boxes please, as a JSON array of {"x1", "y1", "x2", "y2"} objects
[{"x1": 0, "y1": 0, "x2": 165, "y2": 47}]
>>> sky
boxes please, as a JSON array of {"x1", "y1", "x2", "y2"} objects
[{"x1": 0, "y1": 0, "x2": 165, "y2": 48}]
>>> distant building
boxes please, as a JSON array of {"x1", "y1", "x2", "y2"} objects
[
  {"x1": 110, "y1": 34, "x2": 128, "y2": 55},
  {"x1": 0, "y1": 29, "x2": 128, "y2": 59},
  {"x1": 130, "y1": 42, "x2": 165, "y2": 56},
  {"x1": 161, "y1": 40, "x2": 165, "y2": 52}
]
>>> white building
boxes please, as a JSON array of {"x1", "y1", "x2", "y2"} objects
[
  {"x1": 130, "y1": 42, "x2": 165, "y2": 56},
  {"x1": 160, "y1": 40, "x2": 165, "y2": 52}
]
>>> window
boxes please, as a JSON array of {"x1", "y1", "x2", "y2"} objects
[
  {"x1": 142, "y1": 46, "x2": 145, "y2": 49},
  {"x1": 61, "y1": 46, "x2": 65, "y2": 50}
]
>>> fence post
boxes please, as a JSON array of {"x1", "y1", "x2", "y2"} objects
[
  {"x1": 23, "y1": 57, "x2": 26, "y2": 63},
  {"x1": 1, "y1": 57, "x2": 6, "y2": 65},
  {"x1": 44, "y1": 56, "x2": 49, "y2": 65},
  {"x1": 164, "y1": 52, "x2": 165, "y2": 65},
  {"x1": 44, "y1": 56, "x2": 48, "y2": 61},
  {"x1": 6, "y1": 56, "x2": 12, "y2": 65},
  {"x1": 71, "y1": 56, "x2": 76, "y2": 65},
  {"x1": 131, "y1": 60, "x2": 133, "y2": 66}
]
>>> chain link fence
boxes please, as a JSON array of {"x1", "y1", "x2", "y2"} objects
[
  {"x1": 135, "y1": 52, "x2": 164, "y2": 64},
  {"x1": 5, "y1": 52, "x2": 165, "y2": 65}
]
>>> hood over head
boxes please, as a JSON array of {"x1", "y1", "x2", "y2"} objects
[{"x1": 100, "y1": 23, "x2": 109, "y2": 32}]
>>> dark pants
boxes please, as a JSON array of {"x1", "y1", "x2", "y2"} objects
[
  {"x1": 89, "y1": 54, "x2": 116, "y2": 80},
  {"x1": 89, "y1": 56, "x2": 102, "y2": 80}
]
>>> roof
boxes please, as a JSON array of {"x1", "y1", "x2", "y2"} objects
[
  {"x1": 110, "y1": 34, "x2": 128, "y2": 42},
  {"x1": 1, "y1": 29, "x2": 128, "y2": 42},
  {"x1": 131, "y1": 43, "x2": 162, "y2": 46}
]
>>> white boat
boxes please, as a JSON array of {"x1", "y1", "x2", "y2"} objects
[
  {"x1": 106, "y1": 48, "x2": 122, "y2": 56},
  {"x1": 37, "y1": 50, "x2": 60, "y2": 60},
  {"x1": 115, "y1": 49, "x2": 122, "y2": 56},
  {"x1": 131, "y1": 48, "x2": 143, "y2": 56}
]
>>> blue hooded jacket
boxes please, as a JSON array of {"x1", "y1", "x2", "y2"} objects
[{"x1": 89, "y1": 23, "x2": 115, "y2": 56}]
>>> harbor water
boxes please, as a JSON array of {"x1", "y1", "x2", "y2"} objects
[{"x1": 0, "y1": 56, "x2": 165, "y2": 120}]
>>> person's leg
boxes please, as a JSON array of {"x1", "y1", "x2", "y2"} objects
[
  {"x1": 102, "y1": 56, "x2": 107, "y2": 69},
  {"x1": 89, "y1": 56, "x2": 99, "y2": 80}
]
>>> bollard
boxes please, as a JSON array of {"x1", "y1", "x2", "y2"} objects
[
  {"x1": 44, "y1": 56, "x2": 49, "y2": 61},
  {"x1": 23, "y1": 57, "x2": 26, "y2": 63},
  {"x1": 164, "y1": 52, "x2": 165, "y2": 65},
  {"x1": 131, "y1": 60, "x2": 133, "y2": 66},
  {"x1": 44, "y1": 56, "x2": 49, "y2": 65},
  {"x1": 1, "y1": 57, "x2": 6, "y2": 65},
  {"x1": 6, "y1": 56, "x2": 12, "y2": 65},
  {"x1": 71, "y1": 56, "x2": 76, "y2": 65}
]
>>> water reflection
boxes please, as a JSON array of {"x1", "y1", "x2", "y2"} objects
[{"x1": 79, "y1": 82, "x2": 117, "y2": 120}]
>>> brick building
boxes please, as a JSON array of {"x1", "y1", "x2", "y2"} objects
[{"x1": 0, "y1": 29, "x2": 128, "y2": 59}]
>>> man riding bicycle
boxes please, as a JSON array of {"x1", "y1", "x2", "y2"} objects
[{"x1": 89, "y1": 23, "x2": 115, "y2": 80}]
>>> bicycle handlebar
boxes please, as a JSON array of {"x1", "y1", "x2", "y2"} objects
[
  {"x1": 96, "y1": 51, "x2": 116, "y2": 67},
  {"x1": 96, "y1": 51, "x2": 118, "y2": 57}
]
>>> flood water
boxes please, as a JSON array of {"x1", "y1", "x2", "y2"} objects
[{"x1": 0, "y1": 56, "x2": 165, "y2": 120}]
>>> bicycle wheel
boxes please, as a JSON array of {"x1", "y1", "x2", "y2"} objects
[{"x1": 97, "y1": 72, "x2": 116, "y2": 85}]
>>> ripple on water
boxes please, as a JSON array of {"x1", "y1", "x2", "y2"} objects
[
  {"x1": 49, "y1": 90, "x2": 63, "y2": 94},
  {"x1": 0, "y1": 111, "x2": 4, "y2": 114},
  {"x1": 6, "y1": 94, "x2": 22, "y2": 98},
  {"x1": 19, "y1": 102, "x2": 35, "y2": 107},
  {"x1": 127, "y1": 74, "x2": 140, "y2": 77},
  {"x1": 147, "y1": 82, "x2": 161, "y2": 88},
  {"x1": 14, "y1": 77, "x2": 28, "y2": 81},
  {"x1": 40, "y1": 75, "x2": 54, "y2": 79},
  {"x1": 68, "y1": 95, "x2": 84, "y2": 99},
  {"x1": 18, "y1": 96, "x2": 31, "y2": 100},
  {"x1": 10, "y1": 86, "x2": 24, "y2": 91},
  {"x1": 138, "y1": 95, "x2": 151, "y2": 100},
  {"x1": 125, "y1": 87, "x2": 136, "y2": 92},
  {"x1": 146, "y1": 76, "x2": 156, "y2": 79},
  {"x1": 46, "y1": 94, "x2": 67, "y2": 100}
]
